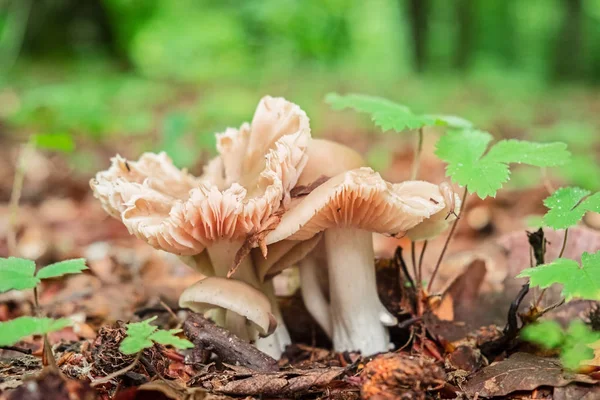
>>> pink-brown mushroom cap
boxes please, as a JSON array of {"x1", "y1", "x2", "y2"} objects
[
  {"x1": 90, "y1": 96, "x2": 311, "y2": 256},
  {"x1": 265, "y1": 168, "x2": 451, "y2": 244}
]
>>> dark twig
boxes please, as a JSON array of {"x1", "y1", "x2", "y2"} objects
[
  {"x1": 183, "y1": 313, "x2": 278, "y2": 372},
  {"x1": 411, "y1": 242, "x2": 418, "y2": 284},
  {"x1": 428, "y1": 187, "x2": 468, "y2": 292},
  {"x1": 0, "y1": 345, "x2": 32, "y2": 354},
  {"x1": 418, "y1": 240, "x2": 428, "y2": 282},
  {"x1": 394, "y1": 247, "x2": 415, "y2": 290}
]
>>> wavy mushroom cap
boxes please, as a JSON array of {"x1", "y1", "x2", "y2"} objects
[
  {"x1": 406, "y1": 182, "x2": 462, "y2": 241},
  {"x1": 266, "y1": 168, "x2": 449, "y2": 244},
  {"x1": 90, "y1": 96, "x2": 311, "y2": 255},
  {"x1": 179, "y1": 276, "x2": 276, "y2": 336},
  {"x1": 296, "y1": 139, "x2": 365, "y2": 187}
]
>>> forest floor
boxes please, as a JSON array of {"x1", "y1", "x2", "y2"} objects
[{"x1": 1, "y1": 122, "x2": 600, "y2": 400}]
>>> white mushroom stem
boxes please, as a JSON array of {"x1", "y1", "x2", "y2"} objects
[
  {"x1": 324, "y1": 228, "x2": 396, "y2": 355},
  {"x1": 255, "y1": 281, "x2": 292, "y2": 358},
  {"x1": 299, "y1": 257, "x2": 332, "y2": 338},
  {"x1": 207, "y1": 240, "x2": 261, "y2": 340},
  {"x1": 205, "y1": 241, "x2": 290, "y2": 359}
]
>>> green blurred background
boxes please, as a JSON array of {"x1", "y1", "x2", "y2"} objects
[{"x1": 1, "y1": 0, "x2": 600, "y2": 189}]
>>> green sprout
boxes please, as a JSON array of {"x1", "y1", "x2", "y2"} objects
[{"x1": 119, "y1": 317, "x2": 194, "y2": 355}]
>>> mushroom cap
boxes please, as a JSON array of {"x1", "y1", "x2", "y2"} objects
[
  {"x1": 90, "y1": 96, "x2": 311, "y2": 255},
  {"x1": 266, "y1": 168, "x2": 449, "y2": 244},
  {"x1": 253, "y1": 233, "x2": 323, "y2": 281},
  {"x1": 179, "y1": 276, "x2": 276, "y2": 336},
  {"x1": 295, "y1": 139, "x2": 365, "y2": 187},
  {"x1": 406, "y1": 182, "x2": 462, "y2": 241}
]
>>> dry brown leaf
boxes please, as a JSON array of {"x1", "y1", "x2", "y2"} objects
[{"x1": 462, "y1": 352, "x2": 597, "y2": 398}]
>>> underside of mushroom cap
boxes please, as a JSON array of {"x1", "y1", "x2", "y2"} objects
[
  {"x1": 254, "y1": 233, "x2": 323, "y2": 281},
  {"x1": 179, "y1": 276, "x2": 276, "y2": 337},
  {"x1": 266, "y1": 168, "x2": 448, "y2": 244},
  {"x1": 90, "y1": 96, "x2": 311, "y2": 256}
]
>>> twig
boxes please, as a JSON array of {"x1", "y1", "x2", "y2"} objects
[
  {"x1": 91, "y1": 353, "x2": 141, "y2": 387},
  {"x1": 0, "y1": 345, "x2": 32, "y2": 354},
  {"x1": 397, "y1": 316, "x2": 422, "y2": 329},
  {"x1": 394, "y1": 247, "x2": 414, "y2": 290},
  {"x1": 7, "y1": 140, "x2": 34, "y2": 256},
  {"x1": 183, "y1": 313, "x2": 278, "y2": 372},
  {"x1": 427, "y1": 186, "x2": 468, "y2": 293},
  {"x1": 410, "y1": 127, "x2": 424, "y2": 180}
]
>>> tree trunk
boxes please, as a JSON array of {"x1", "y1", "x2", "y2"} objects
[{"x1": 405, "y1": 0, "x2": 429, "y2": 73}]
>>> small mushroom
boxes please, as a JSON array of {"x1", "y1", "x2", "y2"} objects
[
  {"x1": 266, "y1": 167, "x2": 453, "y2": 354},
  {"x1": 179, "y1": 277, "x2": 276, "y2": 340}
]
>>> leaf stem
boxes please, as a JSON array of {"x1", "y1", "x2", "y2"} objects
[
  {"x1": 410, "y1": 128, "x2": 424, "y2": 180},
  {"x1": 427, "y1": 186, "x2": 468, "y2": 293},
  {"x1": 535, "y1": 228, "x2": 568, "y2": 308},
  {"x1": 91, "y1": 352, "x2": 141, "y2": 387},
  {"x1": 411, "y1": 241, "x2": 418, "y2": 285},
  {"x1": 418, "y1": 240, "x2": 428, "y2": 284},
  {"x1": 7, "y1": 140, "x2": 34, "y2": 257}
]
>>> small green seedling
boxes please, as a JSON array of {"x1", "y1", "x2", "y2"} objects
[
  {"x1": 517, "y1": 251, "x2": 600, "y2": 302},
  {"x1": 325, "y1": 93, "x2": 472, "y2": 132},
  {"x1": 542, "y1": 187, "x2": 600, "y2": 229},
  {"x1": 119, "y1": 316, "x2": 194, "y2": 355},
  {"x1": 435, "y1": 129, "x2": 570, "y2": 199},
  {"x1": 0, "y1": 317, "x2": 73, "y2": 347},
  {"x1": 521, "y1": 320, "x2": 600, "y2": 370},
  {"x1": 0, "y1": 257, "x2": 87, "y2": 348},
  {"x1": 0, "y1": 257, "x2": 88, "y2": 293}
]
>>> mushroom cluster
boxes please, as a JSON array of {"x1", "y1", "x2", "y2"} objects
[{"x1": 91, "y1": 96, "x2": 459, "y2": 358}]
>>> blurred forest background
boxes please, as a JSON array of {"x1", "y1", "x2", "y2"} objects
[{"x1": 1, "y1": 0, "x2": 600, "y2": 190}]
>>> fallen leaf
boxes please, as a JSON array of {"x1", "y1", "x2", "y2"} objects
[
  {"x1": 191, "y1": 367, "x2": 344, "y2": 396},
  {"x1": 553, "y1": 384, "x2": 600, "y2": 400},
  {"x1": 462, "y1": 352, "x2": 597, "y2": 398}
]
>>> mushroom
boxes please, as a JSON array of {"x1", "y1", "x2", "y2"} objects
[
  {"x1": 180, "y1": 277, "x2": 276, "y2": 341},
  {"x1": 265, "y1": 167, "x2": 455, "y2": 354},
  {"x1": 91, "y1": 96, "x2": 311, "y2": 355}
]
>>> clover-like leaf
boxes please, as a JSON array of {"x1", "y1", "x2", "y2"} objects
[
  {"x1": 0, "y1": 257, "x2": 40, "y2": 293},
  {"x1": 517, "y1": 251, "x2": 600, "y2": 302},
  {"x1": 521, "y1": 321, "x2": 599, "y2": 370},
  {"x1": 543, "y1": 187, "x2": 600, "y2": 229},
  {"x1": 435, "y1": 130, "x2": 570, "y2": 199},
  {"x1": 119, "y1": 317, "x2": 193, "y2": 355},
  {"x1": 521, "y1": 320, "x2": 565, "y2": 349},
  {"x1": 326, "y1": 93, "x2": 444, "y2": 132},
  {"x1": 36, "y1": 259, "x2": 88, "y2": 280},
  {"x1": 0, "y1": 316, "x2": 72, "y2": 346},
  {"x1": 149, "y1": 329, "x2": 194, "y2": 350}
]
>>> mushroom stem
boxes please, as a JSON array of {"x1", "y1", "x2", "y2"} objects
[
  {"x1": 207, "y1": 240, "x2": 261, "y2": 340},
  {"x1": 324, "y1": 228, "x2": 396, "y2": 355},
  {"x1": 255, "y1": 281, "x2": 291, "y2": 358},
  {"x1": 299, "y1": 257, "x2": 332, "y2": 338}
]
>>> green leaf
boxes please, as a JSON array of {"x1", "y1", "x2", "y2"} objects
[
  {"x1": 36, "y1": 259, "x2": 88, "y2": 280},
  {"x1": 32, "y1": 133, "x2": 75, "y2": 153},
  {"x1": 0, "y1": 258, "x2": 40, "y2": 293},
  {"x1": 561, "y1": 321, "x2": 600, "y2": 370},
  {"x1": 149, "y1": 329, "x2": 194, "y2": 350},
  {"x1": 435, "y1": 130, "x2": 570, "y2": 199},
  {"x1": 517, "y1": 251, "x2": 600, "y2": 301},
  {"x1": 543, "y1": 187, "x2": 600, "y2": 229},
  {"x1": 521, "y1": 321, "x2": 600, "y2": 370},
  {"x1": 325, "y1": 93, "x2": 440, "y2": 132},
  {"x1": 423, "y1": 114, "x2": 473, "y2": 129},
  {"x1": 0, "y1": 316, "x2": 72, "y2": 346},
  {"x1": 119, "y1": 316, "x2": 192, "y2": 354},
  {"x1": 485, "y1": 140, "x2": 570, "y2": 167},
  {"x1": 520, "y1": 321, "x2": 565, "y2": 349}
]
